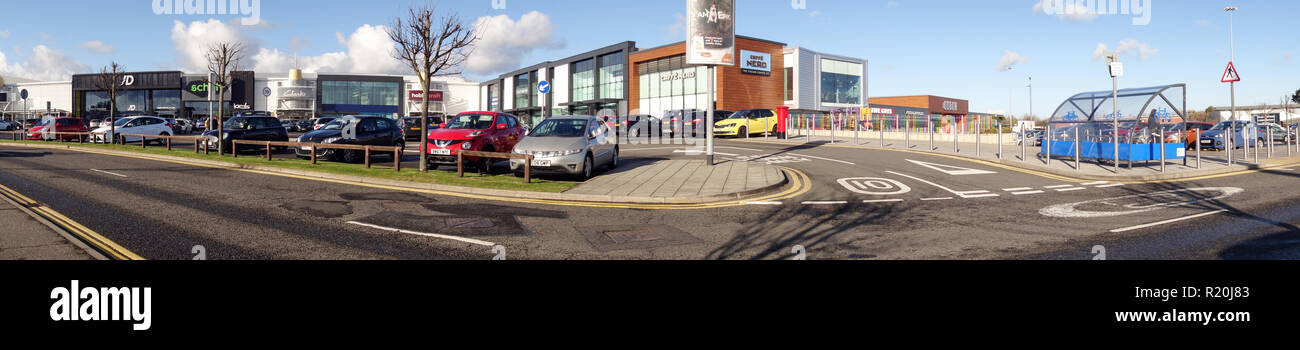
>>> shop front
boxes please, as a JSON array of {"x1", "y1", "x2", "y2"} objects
[
  {"x1": 869, "y1": 95, "x2": 971, "y2": 134},
  {"x1": 180, "y1": 71, "x2": 254, "y2": 120},
  {"x1": 629, "y1": 36, "x2": 785, "y2": 118},
  {"x1": 317, "y1": 75, "x2": 403, "y2": 119},
  {"x1": 72, "y1": 71, "x2": 186, "y2": 121}
]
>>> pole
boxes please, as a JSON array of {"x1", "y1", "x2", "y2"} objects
[
  {"x1": 705, "y1": 66, "x2": 715, "y2": 166},
  {"x1": 930, "y1": 115, "x2": 935, "y2": 151},
  {"x1": 998, "y1": 122, "x2": 1003, "y2": 159},
  {"x1": 1160, "y1": 126, "x2": 1166, "y2": 173},
  {"x1": 1074, "y1": 126, "x2": 1080, "y2": 170},
  {"x1": 1046, "y1": 124, "x2": 1052, "y2": 167},
  {"x1": 1113, "y1": 76, "x2": 1119, "y2": 173},
  {"x1": 1196, "y1": 129, "x2": 1202, "y2": 169},
  {"x1": 1021, "y1": 124, "x2": 1026, "y2": 162},
  {"x1": 976, "y1": 118, "x2": 981, "y2": 157},
  {"x1": 906, "y1": 114, "x2": 911, "y2": 149},
  {"x1": 852, "y1": 110, "x2": 858, "y2": 144}
]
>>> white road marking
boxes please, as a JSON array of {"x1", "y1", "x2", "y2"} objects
[
  {"x1": 744, "y1": 201, "x2": 784, "y2": 206},
  {"x1": 1003, "y1": 187, "x2": 1034, "y2": 192},
  {"x1": 1096, "y1": 183, "x2": 1125, "y2": 188},
  {"x1": 802, "y1": 201, "x2": 849, "y2": 205},
  {"x1": 1040, "y1": 187, "x2": 1244, "y2": 218},
  {"x1": 863, "y1": 199, "x2": 904, "y2": 203},
  {"x1": 89, "y1": 169, "x2": 128, "y2": 178},
  {"x1": 1055, "y1": 187, "x2": 1087, "y2": 192},
  {"x1": 1044, "y1": 185, "x2": 1075, "y2": 189},
  {"x1": 905, "y1": 159, "x2": 997, "y2": 175},
  {"x1": 346, "y1": 221, "x2": 496, "y2": 247},
  {"x1": 787, "y1": 153, "x2": 856, "y2": 165},
  {"x1": 674, "y1": 150, "x2": 740, "y2": 157},
  {"x1": 1108, "y1": 210, "x2": 1230, "y2": 233},
  {"x1": 622, "y1": 147, "x2": 701, "y2": 152},
  {"x1": 1012, "y1": 191, "x2": 1045, "y2": 195},
  {"x1": 1081, "y1": 181, "x2": 1110, "y2": 186},
  {"x1": 838, "y1": 177, "x2": 912, "y2": 195},
  {"x1": 921, "y1": 197, "x2": 954, "y2": 201},
  {"x1": 885, "y1": 171, "x2": 1000, "y2": 199}
]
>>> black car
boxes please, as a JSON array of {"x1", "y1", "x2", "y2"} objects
[
  {"x1": 23, "y1": 119, "x2": 42, "y2": 130},
  {"x1": 236, "y1": 111, "x2": 272, "y2": 117},
  {"x1": 296, "y1": 116, "x2": 405, "y2": 163},
  {"x1": 280, "y1": 119, "x2": 301, "y2": 132},
  {"x1": 402, "y1": 116, "x2": 443, "y2": 141},
  {"x1": 199, "y1": 116, "x2": 290, "y2": 153}
]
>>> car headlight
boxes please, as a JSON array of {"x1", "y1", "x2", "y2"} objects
[
  {"x1": 221, "y1": 133, "x2": 230, "y2": 139},
  {"x1": 322, "y1": 137, "x2": 342, "y2": 144},
  {"x1": 513, "y1": 149, "x2": 528, "y2": 155},
  {"x1": 461, "y1": 141, "x2": 473, "y2": 150},
  {"x1": 560, "y1": 149, "x2": 583, "y2": 156}
]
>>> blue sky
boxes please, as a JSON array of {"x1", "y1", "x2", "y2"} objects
[{"x1": 0, "y1": 0, "x2": 1296, "y2": 117}]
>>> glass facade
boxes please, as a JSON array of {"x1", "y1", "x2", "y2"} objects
[
  {"x1": 321, "y1": 81, "x2": 400, "y2": 107},
  {"x1": 572, "y1": 59, "x2": 595, "y2": 102},
  {"x1": 153, "y1": 90, "x2": 181, "y2": 118},
  {"x1": 819, "y1": 59, "x2": 863, "y2": 105},
  {"x1": 785, "y1": 67, "x2": 794, "y2": 101},
  {"x1": 487, "y1": 85, "x2": 500, "y2": 111},
  {"x1": 514, "y1": 72, "x2": 532, "y2": 109},
  {"x1": 637, "y1": 55, "x2": 711, "y2": 118},
  {"x1": 78, "y1": 89, "x2": 183, "y2": 120},
  {"x1": 597, "y1": 52, "x2": 625, "y2": 100}
]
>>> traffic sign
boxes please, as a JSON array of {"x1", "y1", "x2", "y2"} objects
[
  {"x1": 19, "y1": 89, "x2": 28, "y2": 100},
  {"x1": 1221, "y1": 62, "x2": 1241, "y2": 83},
  {"x1": 538, "y1": 80, "x2": 551, "y2": 94}
]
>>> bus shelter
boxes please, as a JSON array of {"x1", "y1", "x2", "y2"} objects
[{"x1": 1044, "y1": 84, "x2": 1188, "y2": 163}]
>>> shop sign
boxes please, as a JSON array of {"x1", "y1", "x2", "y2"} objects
[
  {"x1": 659, "y1": 70, "x2": 697, "y2": 82},
  {"x1": 686, "y1": 0, "x2": 735, "y2": 66},
  {"x1": 234, "y1": 103, "x2": 251, "y2": 110},
  {"x1": 409, "y1": 90, "x2": 444, "y2": 102},
  {"x1": 871, "y1": 107, "x2": 895, "y2": 115},
  {"x1": 943, "y1": 101, "x2": 959, "y2": 111},
  {"x1": 739, "y1": 50, "x2": 771, "y2": 76}
]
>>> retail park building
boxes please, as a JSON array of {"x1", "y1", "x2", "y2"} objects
[{"x1": 1, "y1": 34, "x2": 1007, "y2": 134}]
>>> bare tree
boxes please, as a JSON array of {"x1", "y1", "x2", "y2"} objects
[
  {"x1": 388, "y1": 3, "x2": 478, "y2": 172},
  {"x1": 204, "y1": 42, "x2": 246, "y2": 155},
  {"x1": 92, "y1": 62, "x2": 128, "y2": 144}
]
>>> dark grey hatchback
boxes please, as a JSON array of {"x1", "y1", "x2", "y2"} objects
[
  {"x1": 296, "y1": 116, "x2": 405, "y2": 163},
  {"x1": 199, "y1": 116, "x2": 290, "y2": 153}
]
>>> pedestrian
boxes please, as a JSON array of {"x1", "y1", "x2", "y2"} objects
[{"x1": 1146, "y1": 109, "x2": 1162, "y2": 144}]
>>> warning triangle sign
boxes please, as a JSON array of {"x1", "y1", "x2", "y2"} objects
[{"x1": 1221, "y1": 62, "x2": 1241, "y2": 83}]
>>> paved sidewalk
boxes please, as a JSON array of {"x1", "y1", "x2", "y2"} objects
[
  {"x1": 0, "y1": 200, "x2": 97, "y2": 260},
  {"x1": 744, "y1": 132, "x2": 1300, "y2": 181},
  {"x1": 565, "y1": 159, "x2": 787, "y2": 202}
]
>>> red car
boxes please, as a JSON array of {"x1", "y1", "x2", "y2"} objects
[
  {"x1": 425, "y1": 112, "x2": 526, "y2": 171},
  {"x1": 27, "y1": 118, "x2": 88, "y2": 141}
]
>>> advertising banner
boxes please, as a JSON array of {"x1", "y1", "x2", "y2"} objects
[{"x1": 686, "y1": 0, "x2": 735, "y2": 66}]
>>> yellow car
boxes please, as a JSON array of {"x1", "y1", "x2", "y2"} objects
[{"x1": 714, "y1": 109, "x2": 778, "y2": 137}]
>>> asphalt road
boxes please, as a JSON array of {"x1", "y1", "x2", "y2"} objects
[{"x1": 2, "y1": 134, "x2": 1298, "y2": 260}]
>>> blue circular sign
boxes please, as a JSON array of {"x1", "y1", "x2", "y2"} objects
[
  {"x1": 538, "y1": 81, "x2": 551, "y2": 94},
  {"x1": 263, "y1": 87, "x2": 272, "y2": 97}
]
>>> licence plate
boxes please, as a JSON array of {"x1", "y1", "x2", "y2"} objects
[
  {"x1": 430, "y1": 149, "x2": 451, "y2": 155},
  {"x1": 1200, "y1": 140, "x2": 1211, "y2": 144},
  {"x1": 531, "y1": 159, "x2": 551, "y2": 167},
  {"x1": 300, "y1": 146, "x2": 313, "y2": 151}
]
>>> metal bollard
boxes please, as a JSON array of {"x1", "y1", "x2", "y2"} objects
[
  {"x1": 879, "y1": 119, "x2": 885, "y2": 148},
  {"x1": 1020, "y1": 128, "x2": 1026, "y2": 162},
  {"x1": 1253, "y1": 128, "x2": 1259, "y2": 164},
  {"x1": 976, "y1": 120, "x2": 982, "y2": 157},
  {"x1": 930, "y1": 118, "x2": 935, "y2": 151},
  {"x1": 1160, "y1": 127, "x2": 1166, "y2": 173},
  {"x1": 1045, "y1": 124, "x2": 1052, "y2": 167},
  {"x1": 906, "y1": 117, "x2": 912, "y2": 149},
  {"x1": 954, "y1": 126, "x2": 959, "y2": 154},
  {"x1": 1268, "y1": 127, "x2": 1274, "y2": 158},
  {"x1": 1196, "y1": 130, "x2": 1202, "y2": 169},
  {"x1": 997, "y1": 122, "x2": 1003, "y2": 159},
  {"x1": 1074, "y1": 126, "x2": 1080, "y2": 171}
]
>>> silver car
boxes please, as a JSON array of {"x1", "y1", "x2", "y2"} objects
[{"x1": 510, "y1": 115, "x2": 618, "y2": 179}]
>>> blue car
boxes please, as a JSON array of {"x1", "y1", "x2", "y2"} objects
[{"x1": 1198, "y1": 120, "x2": 1258, "y2": 150}]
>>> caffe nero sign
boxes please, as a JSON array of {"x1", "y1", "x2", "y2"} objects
[{"x1": 739, "y1": 50, "x2": 771, "y2": 76}]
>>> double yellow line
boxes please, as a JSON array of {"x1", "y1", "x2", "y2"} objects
[{"x1": 0, "y1": 183, "x2": 144, "y2": 260}]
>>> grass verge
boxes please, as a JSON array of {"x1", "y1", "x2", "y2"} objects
[{"x1": 0, "y1": 139, "x2": 576, "y2": 193}]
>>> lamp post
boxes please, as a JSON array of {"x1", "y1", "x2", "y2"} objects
[{"x1": 1105, "y1": 51, "x2": 1122, "y2": 173}]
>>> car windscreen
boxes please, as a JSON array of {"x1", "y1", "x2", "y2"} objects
[
  {"x1": 223, "y1": 118, "x2": 250, "y2": 129},
  {"x1": 321, "y1": 119, "x2": 355, "y2": 131},
  {"x1": 1210, "y1": 122, "x2": 1240, "y2": 131},
  {"x1": 113, "y1": 118, "x2": 133, "y2": 127},
  {"x1": 528, "y1": 119, "x2": 587, "y2": 137},
  {"x1": 446, "y1": 114, "x2": 495, "y2": 130}
]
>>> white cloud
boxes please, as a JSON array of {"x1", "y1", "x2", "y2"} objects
[
  {"x1": 465, "y1": 11, "x2": 564, "y2": 75},
  {"x1": 78, "y1": 40, "x2": 116, "y2": 54},
  {"x1": 1093, "y1": 39, "x2": 1159, "y2": 61},
  {"x1": 253, "y1": 24, "x2": 403, "y2": 74},
  {"x1": 0, "y1": 45, "x2": 88, "y2": 81},
  {"x1": 997, "y1": 51, "x2": 1027, "y2": 71},
  {"x1": 1033, "y1": 0, "x2": 1098, "y2": 22},
  {"x1": 169, "y1": 19, "x2": 252, "y2": 72}
]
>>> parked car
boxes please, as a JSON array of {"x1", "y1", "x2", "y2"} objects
[
  {"x1": 312, "y1": 117, "x2": 338, "y2": 131},
  {"x1": 510, "y1": 116, "x2": 617, "y2": 179},
  {"x1": 0, "y1": 120, "x2": 19, "y2": 131},
  {"x1": 425, "y1": 112, "x2": 526, "y2": 171},
  {"x1": 174, "y1": 119, "x2": 194, "y2": 134},
  {"x1": 91, "y1": 116, "x2": 174, "y2": 144},
  {"x1": 714, "y1": 109, "x2": 777, "y2": 137},
  {"x1": 1176, "y1": 122, "x2": 1215, "y2": 147},
  {"x1": 403, "y1": 116, "x2": 444, "y2": 141},
  {"x1": 199, "y1": 115, "x2": 289, "y2": 153},
  {"x1": 27, "y1": 118, "x2": 89, "y2": 141},
  {"x1": 297, "y1": 119, "x2": 313, "y2": 131},
  {"x1": 621, "y1": 114, "x2": 661, "y2": 141},
  {"x1": 1017, "y1": 129, "x2": 1043, "y2": 146},
  {"x1": 280, "y1": 119, "x2": 301, "y2": 132},
  {"x1": 295, "y1": 116, "x2": 405, "y2": 163},
  {"x1": 23, "y1": 119, "x2": 42, "y2": 130},
  {"x1": 1199, "y1": 120, "x2": 1258, "y2": 150},
  {"x1": 1258, "y1": 123, "x2": 1295, "y2": 144},
  {"x1": 236, "y1": 111, "x2": 272, "y2": 117}
]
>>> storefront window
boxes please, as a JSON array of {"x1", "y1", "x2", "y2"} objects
[
  {"x1": 598, "y1": 52, "x2": 624, "y2": 99},
  {"x1": 572, "y1": 59, "x2": 595, "y2": 102},
  {"x1": 820, "y1": 59, "x2": 863, "y2": 105},
  {"x1": 487, "y1": 85, "x2": 500, "y2": 111},
  {"x1": 514, "y1": 73, "x2": 532, "y2": 108},
  {"x1": 785, "y1": 67, "x2": 794, "y2": 101},
  {"x1": 152, "y1": 90, "x2": 181, "y2": 117},
  {"x1": 321, "y1": 81, "x2": 400, "y2": 106},
  {"x1": 637, "y1": 55, "x2": 710, "y2": 118}
]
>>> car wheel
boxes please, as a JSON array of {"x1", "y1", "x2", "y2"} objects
[
  {"x1": 342, "y1": 149, "x2": 362, "y2": 163},
  {"x1": 581, "y1": 154, "x2": 594, "y2": 180},
  {"x1": 156, "y1": 133, "x2": 170, "y2": 145},
  {"x1": 609, "y1": 147, "x2": 619, "y2": 170}
]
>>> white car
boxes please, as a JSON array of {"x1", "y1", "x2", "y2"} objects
[{"x1": 91, "y1": 116, "x2": 174, "y2": 143}]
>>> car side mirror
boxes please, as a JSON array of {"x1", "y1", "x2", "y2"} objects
[{"x1": 496, "y1": 123, "x2": 507, "y2": 130}]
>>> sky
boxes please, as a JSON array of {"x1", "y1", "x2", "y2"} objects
[{"x1": 0, "y1": 0, "x2": 1296, "y2": 118}]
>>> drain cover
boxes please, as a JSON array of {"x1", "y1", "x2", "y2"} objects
[{"x1": 603, "y1": 229, "x2": 663, "y2": 244}]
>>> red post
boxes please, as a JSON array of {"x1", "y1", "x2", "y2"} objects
[{"x1": 776, "y1": 106, "x2": 790, "y2": 139}]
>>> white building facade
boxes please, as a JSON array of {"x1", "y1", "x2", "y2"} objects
[{"x1": 783, "y1": 47, "x2": 868, "y2": 111}]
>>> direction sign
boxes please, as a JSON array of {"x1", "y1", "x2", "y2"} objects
[
  {"x1": 538, "y1": 80, "x2": 551, "y2": 94},
  {"x1": 19, "y1": 89, "x2": 28, "y2": 100},
  {"x1": 1221, "y1": 61, "x2": 1241, "y2": 83}
]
